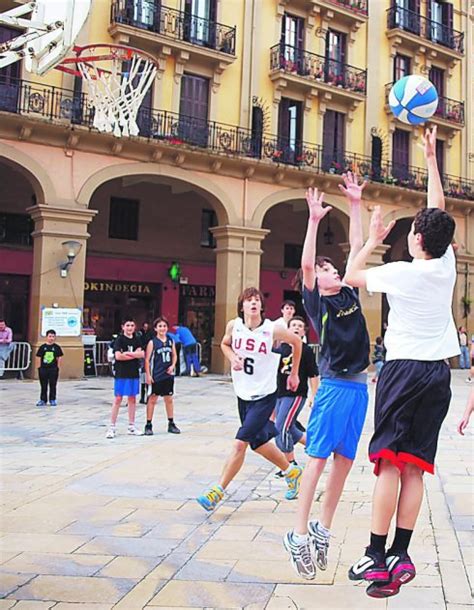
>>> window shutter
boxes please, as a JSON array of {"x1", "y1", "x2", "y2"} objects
[
  {"x1": 443, "y1": 3, "x2": 453, "y2": 48},
  {"x1": 278, "y1": 98, "x2": 290, "y2": 143},
  {"x1": 322, "y1": 111, "x2": 336, "y2": 170},
  {"x1": 280, "y1": 13, "x2": 286, "y2": 45},
  {"x1": 392, "y1": 129, "x2": 409, "y2": 179},
  {"x1": 179, "y1": 74, "x2": 209, "y2": 146},
  {"x1": 335, "y1": 112, "x2": 345, "y2": 165},
  {"x1": 435, "y1": 139, "x2": 444, "y2": 179},
  {"x1": 426, "y1": 0, "x2": 431, "y2": 21},
  {"x1": 296, "y1": 17, "x2": 304, "y2": 51}
]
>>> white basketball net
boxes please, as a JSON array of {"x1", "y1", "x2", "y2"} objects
[{"x1": 78, "y1": 49, "x2": 157, "y2": 138}]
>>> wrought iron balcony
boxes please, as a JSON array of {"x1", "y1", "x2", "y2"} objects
[
  {"x1": 326, "y1": 0, "x2": 368, "y2": 16},
  {"x1": 387, "y1": 6, "x2": 464, "y2": 54},
  {"x1": 270, "y1": 44, "x2": 367, "y2": 95},
  {"x1": 384, "y1": 83, "x2": 464, "y2": 126},
  {"x1": 111, "y1": 0, "x2": 236, "y2": 55},
  {"x1": 0, "y1": 78, "x2": 472, "y2": 202}
]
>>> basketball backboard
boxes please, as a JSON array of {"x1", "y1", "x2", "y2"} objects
[{"x1": 0, "y1": 0, "x2": 91, "y2": 75}]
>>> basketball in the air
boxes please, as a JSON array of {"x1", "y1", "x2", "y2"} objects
[{"x1": 388, "y1": 75, "x2": 438, "y2": 125}]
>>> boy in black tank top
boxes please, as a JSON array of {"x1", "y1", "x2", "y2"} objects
[{"x1": 144, "y1": 317, "x2": 180, "y2": 435}]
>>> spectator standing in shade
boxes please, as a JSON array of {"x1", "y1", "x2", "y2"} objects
[
  {"x1": 36, "y1": 330, "x2": 63, "y2": 406},
  {"x1": 371, "y1": 336, "x2": 386, "y2": 384},
  {"x1": 0, "y1": 319, "x2": 14, "y2": 377},
  {"x1": 458, "y1": 326, "x2": 469, "y2": 370},
  {"x1": 167, "y1": 328, "x2": 182, "y2": 376},
  {"x1": 137, "y1": 321, "x2": 153, "y2": 404},
  {"x1": 173, "y1": 325, "x2": 201, "y2": 376},
  {"x1": 274, "y1": 300, "x2": 297, "y2": 330}
]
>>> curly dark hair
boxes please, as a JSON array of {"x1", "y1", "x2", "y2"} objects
[{"x1": 413, "y1": 208, "x2": 455, "y2": 258}]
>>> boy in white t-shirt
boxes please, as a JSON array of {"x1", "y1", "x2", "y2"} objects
[{"x1": 344, "y1": 126, "x2": 459, "y2": 599}]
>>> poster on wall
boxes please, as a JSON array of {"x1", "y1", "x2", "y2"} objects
[{"x1": 41, "y1": 308, "x2": 82, "y2": 336}]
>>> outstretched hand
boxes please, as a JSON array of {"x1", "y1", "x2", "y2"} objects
[
  {"x1": 421, "y1": 125, "x2": 437, "y2": 160},
  {"x1": 368, "y1": 206, "x2": 396, "y2": 246},
  {"x1": 306, "y1": 188, "x2": 331, "y2": 222},
  {"x1": 338, "y1": 171, "x2": 367, "y2": 203}
]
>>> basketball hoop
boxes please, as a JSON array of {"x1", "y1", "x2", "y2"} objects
[{"x1": 57, "y1": 44, "x2": 158, "y2": 138}]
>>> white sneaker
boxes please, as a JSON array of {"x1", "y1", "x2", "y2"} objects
[
  {"x1": 127, "y1": 424, "x2": 142, "y2": 436},
  {"x1": 106, "y1": 427, "x2": 115, "y2": 439}
]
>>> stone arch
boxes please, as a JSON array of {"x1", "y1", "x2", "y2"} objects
[
  {"x1": 76, "y1": 163, "x2": 235, "y2": 225},
  {"x1": 0, "y1": 141, "x2": 56, "y2": 205},
  {"x1": 383, "y1": 208, "x2": 416, "y2": 224},
  {"x1": 251, "y1": 188, "x2": 350, "y2": 228}
]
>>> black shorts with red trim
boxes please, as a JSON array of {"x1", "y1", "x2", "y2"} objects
[{"x1": 369, "y1": 359, "x2": 451, "y2": 475}]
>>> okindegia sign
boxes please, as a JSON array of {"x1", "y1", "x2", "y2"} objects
[{"x1": 41, "y1": 308, "x2": 81, "y2": 337}]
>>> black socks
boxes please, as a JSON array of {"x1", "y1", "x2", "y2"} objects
[
  {"x1": 369, "y1": 527, "x2": 413, "y2": 556},
  {"x1": 389, "y1": 527, "x2": 413, "y2": 554},
  {"x1": 369, "y1": 532, "x2": 388, "y2": 555}
]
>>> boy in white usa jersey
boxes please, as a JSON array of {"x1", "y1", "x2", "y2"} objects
[{"x1": 197, "y1": 287, "x2": 304, "y2": 511}]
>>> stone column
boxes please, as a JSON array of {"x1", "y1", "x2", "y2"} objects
[
  {"x1": 210, "y1": 225, "x2": 270, "y2": 373},
  {"x1": 27, "y1": 204, "x2": 97, "y2": 379}
]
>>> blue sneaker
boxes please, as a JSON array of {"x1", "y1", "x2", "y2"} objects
[
  {"x1": 196, "y1": 484, "x2": 224, "y2": 511},
  {"x1": 285, "y1": 464, "x2": 303, "y2": 500},
  {"x1": 49, "y1": 400, "x2": 57, "y2": 407},
  {"x1": 36, "y1": 400, "x2": 46, "y2": 407}
]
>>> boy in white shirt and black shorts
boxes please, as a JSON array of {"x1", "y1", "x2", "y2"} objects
[{"x1": 344, "y1": 126, "x2": 460, "y2": 599}]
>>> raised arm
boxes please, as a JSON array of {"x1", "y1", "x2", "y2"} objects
[
  {"x1": 422, "y1": 126, "x2": 445, "y2": 210},
  {"x1": 338, "y1": 172, "x2": 366, "y2": 266},
  {"x1": 301, "y1": 188, "x2": 331, "y2": 291},
  {"x1": 343, "y1": 206, "x2": 395, "y2": 288},
  {"x1": 273, "y1": 326, "x2": 302, "y2": 391}
]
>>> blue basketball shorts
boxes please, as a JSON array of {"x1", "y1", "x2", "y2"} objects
[
  {"x1": 114, "y1": 377, "x2": 140, "y2": 397},
  {"x1": 306, "y1": 378, "x2": 368, "y2": 460}
]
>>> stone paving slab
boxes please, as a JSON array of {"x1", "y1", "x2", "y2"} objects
[{"x1": 0, "y1": 372, "x2": 472, "y2": 609}]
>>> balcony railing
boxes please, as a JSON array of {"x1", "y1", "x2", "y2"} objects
[
  {"x1": 326, "y1": 0, "x2": 368, "y2": 15},
  {"x1": 0, "y1": 78, "x2": 472, "y2": 201},
  {"x1": 387, "y1": 6, "x2": 464, "y2": 54},
  {"x1": 111, "y1": 0, "x2": 236, "y2": 55},
  {"x1": 270, "y1": 44, "x2": 367, "y2": 95},
  {"x1": 384, "y1": 83, "x2": 464, "y2": 126}
]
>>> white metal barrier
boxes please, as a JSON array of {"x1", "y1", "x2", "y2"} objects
[
  {"x1": 94, "y1": 341, "x2": 110, "y2": 370},
  {"x1": 308, "y1": 343, "x2": 320, "y2": 365},
  {"x1": 0, "y1": 342, "x2": 32, "y2": 377}
]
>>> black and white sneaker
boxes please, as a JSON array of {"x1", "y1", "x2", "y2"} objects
[
  {"x1": 348, "y1": 547, "x2": 389, "y2": 582},
  {"x1": 283, "y1": 531, "x2": 316, "y2": 580},
  {"x1": 308, "y1": 520, "x2": 330, "y2": 570},
  {"x1": 144, "y1": 422, "x2": 153, "y2": 436},
  {"x1": 168, "y1": 422, "x2": 181, "y2": 434}
]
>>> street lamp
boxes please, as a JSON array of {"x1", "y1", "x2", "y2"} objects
[{"x1": 59, "y1": 240, "x2": 82, "y2": 278}]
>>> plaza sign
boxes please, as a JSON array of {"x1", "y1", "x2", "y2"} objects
[{"x1": 41, "y1": 307, "x2": 81, "y2": 336}]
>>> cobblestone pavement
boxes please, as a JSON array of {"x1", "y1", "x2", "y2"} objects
[{"x1": 0, "y1": 371, "x2": 472, "y2": 609}]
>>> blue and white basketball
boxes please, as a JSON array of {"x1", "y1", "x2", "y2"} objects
[{"x1": 389, "y1": 75, "x2": 438, "y2": 125}]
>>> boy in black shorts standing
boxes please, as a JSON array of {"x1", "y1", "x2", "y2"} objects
[
  {"x1": 36, "y1": 329, "x2": 63, "y2": 407},
  {"x1": 144, "y1": 317, "x2": 180, "y2": 435},
  {"x1": 344, "y1": 126, "x2": 459, "y2": 598}
]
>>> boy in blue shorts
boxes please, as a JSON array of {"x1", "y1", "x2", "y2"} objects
[
  {"x1": 284, "y1": 173, "x2": 370, "y2": 580},
  {"x1": 106, "y1": 318, "x2": 144, "y2": 438}
]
